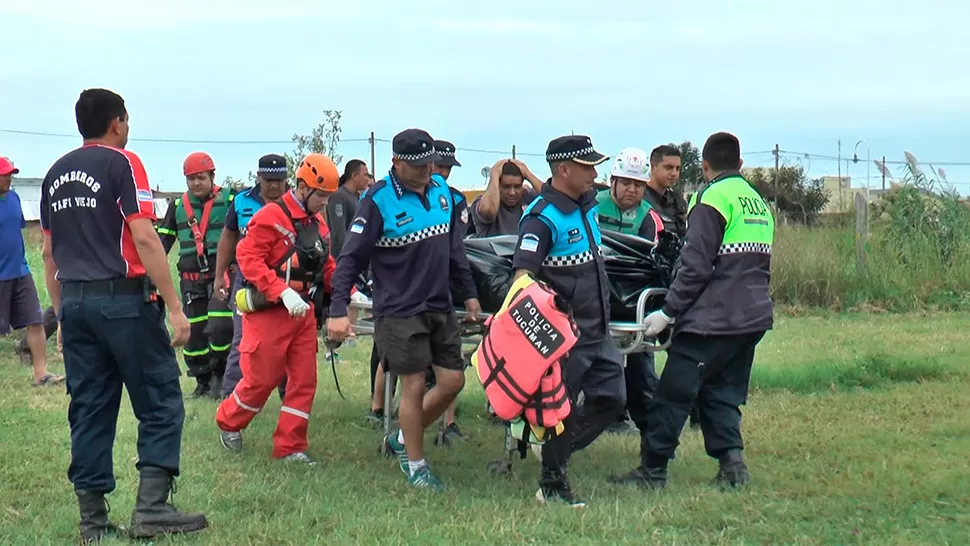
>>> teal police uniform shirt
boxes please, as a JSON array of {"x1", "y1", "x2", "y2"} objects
[
  {"x1": 329, "y1": 170, "x2": 476, "y2": 318},
  {"x1": 512, "y1": 181, "x2": 611, "y2": 341}
]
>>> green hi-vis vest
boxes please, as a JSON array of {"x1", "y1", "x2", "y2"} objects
[
  {"x1": 688, "y1": 175, "x2": 774, "y2": 253},
  {"x1": 595, "y1": 188, "x2": 651, "y2": 236},
  {"x1": 174, "y1": 187, "x2": 233, "y2": 266}
]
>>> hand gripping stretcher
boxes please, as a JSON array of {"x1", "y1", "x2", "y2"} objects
[{"x1": 344, "y1": 285, "x2": 670, "y2": 473}]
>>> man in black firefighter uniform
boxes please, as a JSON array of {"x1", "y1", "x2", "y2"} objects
[
  {"x1": 156, "y1": 152, "x2": 235, "y2": 398},
  {"x1": 609, "y1": 131, "x2": 774, "y2": 490}
]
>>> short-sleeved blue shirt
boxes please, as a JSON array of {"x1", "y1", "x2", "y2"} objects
[{"x1": 0, "y1": 189, "x2": 30, "y2": 280}]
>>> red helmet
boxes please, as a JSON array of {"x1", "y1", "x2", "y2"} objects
[{"x1": 183, "y1": 152, "x2": 216, "y2": 177}]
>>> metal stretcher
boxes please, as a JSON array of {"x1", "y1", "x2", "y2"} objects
[{"x1": 345, "y1": 286, "x2": 671, "y2": 466}]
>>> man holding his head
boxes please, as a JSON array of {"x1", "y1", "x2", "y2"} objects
[
  {"x1": 471, "y1": 158, "x2": 542, "y2": 237},
  {"x1": 610, "y1": 131, "x2": 774, "y2": 491}
]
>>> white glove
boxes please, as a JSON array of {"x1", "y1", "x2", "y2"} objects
[
  {"x1": 350, "y1": 291, "x2": 371, "y2": 304},
  {"x1": 643, "y1": 310, "x2": 673, "y2": 337},
  {"x1": 280, "y1": 288, "x2": 310, "y2": 318}
]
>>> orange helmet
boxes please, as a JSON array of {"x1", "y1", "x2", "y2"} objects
[
  {"x1": 183, "y1": 152, "x2": 215, "y2": 177},
  {"x1": 295, "y1": 153, "x2": 339, "y2": 192}
]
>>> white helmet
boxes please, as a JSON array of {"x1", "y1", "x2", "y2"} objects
[{"x1": 609, "y1": 147, "x2": 650, "y2": 183}]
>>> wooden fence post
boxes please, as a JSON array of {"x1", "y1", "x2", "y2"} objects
[{"x1": 855, "y1": 192, "x2": 868, "y2": 274}]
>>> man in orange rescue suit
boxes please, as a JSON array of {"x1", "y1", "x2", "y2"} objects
[
  {"x1": 156, "y1": 152, "x2": 235, "y2": 399},
  {"x1": 215, "y1": 153, "x2": 340, "y2": 465}
]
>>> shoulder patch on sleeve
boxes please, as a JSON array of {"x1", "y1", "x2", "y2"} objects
[{"x1": 519, "y1": 232, "x2": 540, "y2": 252}]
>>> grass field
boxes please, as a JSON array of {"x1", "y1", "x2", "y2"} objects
[{"x1": 1, "y1": 307, "x2": 968, "y2": 545}]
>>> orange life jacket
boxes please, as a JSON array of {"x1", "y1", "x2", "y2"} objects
[{"x1": 470, "y1": 274, "x2": 579, "y2": 437}]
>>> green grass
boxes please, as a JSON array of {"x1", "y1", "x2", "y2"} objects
[{"x1": 2, "y1": 307, "x2": 969, "y2": 544}]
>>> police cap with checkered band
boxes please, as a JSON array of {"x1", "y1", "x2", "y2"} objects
[
  {"x1": 257, "y1": 153, "x2": 288, "y2": 180},
  {"x1": 433, "y1": 140, "x2": 461, "y2": 167},
  {"x1": 392, "y1": 128, "x2": 441, "y2": 166},
  {"x1": 545, "y1": 134, "x2": 609, "y2": 166}
]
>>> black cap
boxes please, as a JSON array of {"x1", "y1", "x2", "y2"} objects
[
  {"x1": 433, "y1": 140, "x2": 461, "y2": 167},
  {"x1": 545, "y1": 135, "x2": 609, "y2": 166},
  {"x1": 257, "y1": 154, "x2": 287, "y2": 180},
  {"x1": 392, "y1": 128, "x2": 440, "y2": 166}
]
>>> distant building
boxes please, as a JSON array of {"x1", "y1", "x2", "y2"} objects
[{"x1": 11, "y1": 176, "x2": 172, "y2": 222}]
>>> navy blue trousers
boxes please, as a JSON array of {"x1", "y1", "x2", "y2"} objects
[{"x1": 60, "y1": 291, "x2": 185, "y2": 493}]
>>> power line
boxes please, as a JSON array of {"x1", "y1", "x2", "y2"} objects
[
  {"x1": 0, "y1": 128, "x2": 371, "y2": 145},
  {"x1": 778, "y1": 149, "x2": 970, "y2": 167},
  {"x1": 6, "y1": 127, "x2": 970, "y2": 170}
]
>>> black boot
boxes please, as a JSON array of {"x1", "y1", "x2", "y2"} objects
[
  {"x1": 129, "y1": 466, "x2": 208, "y2": 538},
  {"x1": 76, "y1": 490, "x2": 120, "y2": 544},
  {"x1": 189, "y1": 376, "x2": 211, "y2": 398},
  {"x1": 207, "y1": 375, "x2": 225, "y2": 400},
  {"x1": 607, "y1": 452, "x2": 668, "y2": 489},
  {"x1": 536, "y1": 466, "x2": 586, "y2": 507},
  {"x1": 713, "y1": 449, "x2": 750, "y2": 488}
]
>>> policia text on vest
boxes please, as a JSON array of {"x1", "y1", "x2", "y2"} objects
[{"x1": 157, "y1": 186, "x2": 236, "y2": 397}]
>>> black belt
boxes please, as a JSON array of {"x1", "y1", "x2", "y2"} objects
[{"x1": 61, "y1": 277, "x2": 149, "y2": 298}]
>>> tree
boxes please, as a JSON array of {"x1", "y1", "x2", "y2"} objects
[
  {"x1": 283, "y1": 110, "x2": 343, "y2": 181},
  {"x1": 221, "y1": 110, "x2": 343, "y2": 189},
  {"x1": 745, "y1": 166, "x2": 829, "y2": 225},
  {"x1": 673, "y1": 141, "x2": 703, "y2": 192}
]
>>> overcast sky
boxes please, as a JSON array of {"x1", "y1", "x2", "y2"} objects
[{"x1": 1, "y1": 0, "x2": 968, "y2": 194}]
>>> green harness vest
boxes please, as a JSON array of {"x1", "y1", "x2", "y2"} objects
[
  {"x1": 174, "y1": 187, "x2": 233, "y2": 273},
  {"x1": 596, "y1": 188, "x2": 651, "y2": 235}
]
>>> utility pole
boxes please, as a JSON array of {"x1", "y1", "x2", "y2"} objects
[
  {"x1": 772, "y1": 144, "x2": 779, "y2": 210},
  {"x1": 837, "y1": 139, "x2": 843, "y2": 209},
  {"x1": 368, "y1": 131, "x2": 376, "y2": 177},
  {"x1": 881, "y1": 155, "x2": 886, "y2": 191}
]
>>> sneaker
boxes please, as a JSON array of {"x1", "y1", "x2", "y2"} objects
[
  {"x1": 281, "y1": 452, "x2": 317, "y2": 466},
  {"x1": 220, "y1": 430, "x2": 242, "y2": 453},
  {"x1": 408, "y1": 466, "x2": 445, "y2": 492},
  {"x1": 365, "y1": 409, "x2": 384, "y2": 428},
  {"x1": 382, "y1": 433, "x2": 408, "y2": 475}
]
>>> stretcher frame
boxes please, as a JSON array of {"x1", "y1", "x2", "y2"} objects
[{"x1": 345, "y1": 286, "x2": 671, "y2": 461}]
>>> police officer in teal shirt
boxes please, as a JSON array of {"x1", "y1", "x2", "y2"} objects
[{"x1": 511, "y1": 135, "x2": 626, "y2": 508}]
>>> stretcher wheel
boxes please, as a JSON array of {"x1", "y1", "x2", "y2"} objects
[{"x1": 485, "y1": 459, "x2": 513, "y2": 477}]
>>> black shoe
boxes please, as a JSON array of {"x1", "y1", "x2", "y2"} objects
[
  {"x1": 189, "y1": 378, "x2": 211, "y2": 398},
  {"x1": 206, "y1": 375, "x2": 224, "y2": 399},
  {"x1": 607, "y1": 465, "x2": 668, "y2": 490},
  {"x1": 536, "y1": 467, "x2": 586, "y2": 507},
  {"x1": 129, "y1": 466, "x2": 208, "y2": 538},
  {"x1": 76, "y1": 490, "x2": 120, "y2": 544},
  {"x1": 712, "y1": 449, "x2": 750, "y2": 488},
  {"x1": 605, "y1": 419, "x2": 638, "y2": 435}
]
